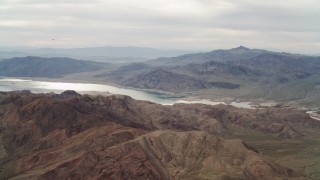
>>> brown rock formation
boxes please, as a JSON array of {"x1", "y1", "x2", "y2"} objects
[{"x1": 0, "y1": 91, "x2": 313, "y2": 179}]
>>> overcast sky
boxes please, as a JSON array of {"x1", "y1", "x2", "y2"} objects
[{"x1": 0, "y1": 0, "x2": 319, "y2": 54}]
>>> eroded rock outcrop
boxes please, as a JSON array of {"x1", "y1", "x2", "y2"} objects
[{"x1": 0, "y1": 91, "x2": 314, "y2": 179}]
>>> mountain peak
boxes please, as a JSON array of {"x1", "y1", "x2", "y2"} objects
[{"x1": 232, "y1": 46, "x2": 250, "y2": 50}]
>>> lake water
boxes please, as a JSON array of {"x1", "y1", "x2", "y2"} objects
[
  {"x1": 0, "y1": 78, "x2": 259, "y2": 108},
  {"x1": 0, "y1": 78, "x2": 182, "y2": 104},
  {"x1": 1, "y1": 78, "x2": 318, "y2": 123}
]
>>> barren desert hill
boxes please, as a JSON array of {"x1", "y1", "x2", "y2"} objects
[{"x1": 0, "y1": 91, "x2": 318, "y2": 179}]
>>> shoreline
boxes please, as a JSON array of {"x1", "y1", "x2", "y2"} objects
[
  {"x1": 1, "y1": 77, "x2": 319, "y2": 121},
  {"x1": 0, "y1": 76, "x2": 183, "y2": 97}
]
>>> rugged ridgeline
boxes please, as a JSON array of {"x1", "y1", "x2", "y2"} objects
[
  {"x1": 1, "y1": 91, "x2": 320, "y2": 179},
  {"x1": 95, "y1": 47, "x2": 320, "y2": 107},
  {"x1": 0, "y1": 56, "x2": 108, "y2": 77}
]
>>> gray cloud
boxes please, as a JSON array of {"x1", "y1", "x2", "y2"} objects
[{"x1": 0, "y1": 0, "x2": 319, "y2": 54}]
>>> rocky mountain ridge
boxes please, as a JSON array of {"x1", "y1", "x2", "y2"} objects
[{"x1": 0, "y1": 91, "x2": 318, "y2": 179}]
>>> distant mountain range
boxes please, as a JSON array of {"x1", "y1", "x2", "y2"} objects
[
  {"x1": 0, "y1": 56, "x2": 106, "y2": 77},
  {"x1": 95, "y1": 46, "x2": 320, "y2": 107},
  {"x1": 1, "y1": 46, "x2": 320, "y2": 107},
  {"x1": 0, "y1": 46, "x2": 196, "y2": 63},
  {"x1": 147, "y1": 46, "x2": 270, "y2": 66}
]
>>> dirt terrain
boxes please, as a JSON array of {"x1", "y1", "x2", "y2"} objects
[{"x1": 0, "y1": 91, "x2": 319, "y2": 179}]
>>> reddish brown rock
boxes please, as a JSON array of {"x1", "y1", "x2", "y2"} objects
[{"x1": 0, "y1": 91, "x2": 313, "y2": 179}]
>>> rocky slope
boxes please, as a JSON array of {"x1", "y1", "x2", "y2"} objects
[
  {"x1": 38, "y1": 130, "x2": 304, "y2": 180},
  {"x1": 122, "y1": 69, "x2": 208, "y2": 92},
  {"x1": 0, "y1": 91, "x2": 317, "y2": 179}
]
